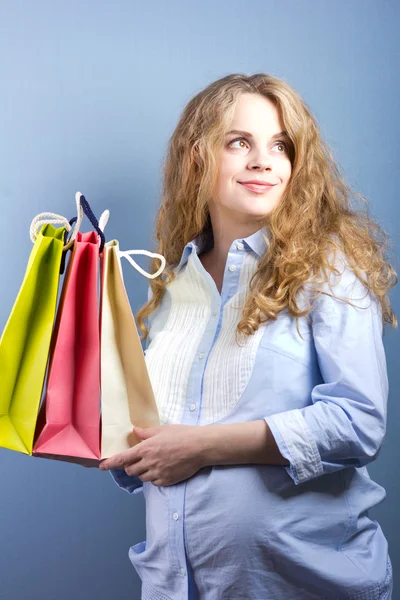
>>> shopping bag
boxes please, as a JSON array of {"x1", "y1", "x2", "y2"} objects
[
  {"x1": 99, "y1": 240, "x2": 165, "y2": 457},
  {"x1": 0, "y1": 224, "x2": 66, "y2": 454},
  {"x1": 33, "y1": 230, "x2": 102, "y2": 466}
]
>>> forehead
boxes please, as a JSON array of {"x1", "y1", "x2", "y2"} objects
[{"x1": 228, "y1": 93, "x2": 283, "y2": 134}]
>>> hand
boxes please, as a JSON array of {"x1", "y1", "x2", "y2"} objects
[{"x1": 99, "y1": 424, "x2": 205, "y2": 487}]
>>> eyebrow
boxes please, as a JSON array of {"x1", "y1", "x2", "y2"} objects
[{"x1": 226, "y1": 129, "x2": 289, "y2": 140}]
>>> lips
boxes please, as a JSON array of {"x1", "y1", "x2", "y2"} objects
[{"x1": 239, "y1": 182, "x2": 276, "y2": 194}]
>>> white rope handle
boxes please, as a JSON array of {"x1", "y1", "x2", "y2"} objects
[
  {"x1": 99, "y1": 209, "x2": 110, "y2": 232},
  {"x1": 119, "y1": 249, "x2": 166, "y2": 279},
  {"x1": 64, "y1": 192, "x2": 84, "y2": 251},
  {"x1": 30, "y1": 192, "x2": 85, "y2": 251},
  {"x1": 30, "y1": 212, "x2": 71, "y2": 241}
]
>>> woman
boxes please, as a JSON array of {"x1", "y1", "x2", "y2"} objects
[{"x1": 100, "y1": 73, "x2": 397, "y2": 599}]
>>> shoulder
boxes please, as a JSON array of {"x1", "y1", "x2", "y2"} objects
[{"x1": 306, "y1": 246, "x2": 381, "y2": 323}]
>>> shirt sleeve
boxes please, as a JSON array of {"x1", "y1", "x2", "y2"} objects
[
  {"x1": 108, "y1": 469, "x2": 144, "y2": 494},
  {"x1": 264, "y1": 259, "x2": 389, "y2": 485}
]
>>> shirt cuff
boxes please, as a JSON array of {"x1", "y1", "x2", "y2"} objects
[
  {"x1": 109, "y1": 468, "x2": 143, "y2": 494},
  {"x1": 264, "y1": 409, "x2": 324, "y2": 485}
]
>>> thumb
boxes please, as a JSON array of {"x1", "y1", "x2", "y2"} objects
[{"x1": 133, "y1": 426, "x2": 157, "y2": 439}]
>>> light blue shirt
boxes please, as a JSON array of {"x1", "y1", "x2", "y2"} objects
[{"x1": 109, "y1": 226, "x2": 392, "y2": 599}]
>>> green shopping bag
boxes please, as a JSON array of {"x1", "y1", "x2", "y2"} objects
[{"x1": 0, "y1": 224, "x2": 66, "y2": 454}]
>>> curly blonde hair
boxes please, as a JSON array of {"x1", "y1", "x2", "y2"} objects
[{"x1": 136, "y1": 73, "x2": 398, "y2": 345}]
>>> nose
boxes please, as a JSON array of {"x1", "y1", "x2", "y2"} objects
[{"x1": 247, "y1": 149, "x2": 272, "y2": 171}]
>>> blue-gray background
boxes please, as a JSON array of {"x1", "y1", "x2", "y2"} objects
[{"x1": 0, "y1": 1, "x2": 398, "y2": 599}]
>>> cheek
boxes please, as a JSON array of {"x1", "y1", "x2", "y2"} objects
[
  {"x1": 281, "y1": 158, "x2": 292, "y2": 182},
  {"x1": 215, "y1": 169, "x2": 239, "y2": 193},
  {"x1": 218, "y1": 153, "x2": 243, "y2": 178}
]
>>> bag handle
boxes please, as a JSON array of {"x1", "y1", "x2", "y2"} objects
[
  {"x1": 98, "y1": 209, "x2": 166, "y2": 280},
  {"x1": 59, "y1": 215, "x2": 79, "y2": 275},
  {"x1": 78, "y1": 193, "x2": 106, "y2": 253},
  {"x1": 31, "y1": 192, "x2": 107, "y2": 254},
  {"x1": 31, "y1": 193, "x2": 165, "y2": 279},
  {"x1": 30, "y1": 192, "x2": 84, "y2": 251},
  {"x1": 99, "y1": 209, "x2": 110, "y2": 232},
  {"x1": 119, "y1": 249, "x2": 166, "y2": 279}
]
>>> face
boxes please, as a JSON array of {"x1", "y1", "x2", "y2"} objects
[{"x1": 211, "y1": 93, "x2": 292, "y2": 225}]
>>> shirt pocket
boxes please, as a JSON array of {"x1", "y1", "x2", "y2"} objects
[
  {"x1": 259, "y1": 338, "x2": 311, "y2": 368},
  {"x1": 258, "y1": 325, "x2": 317, "y2": 412}
]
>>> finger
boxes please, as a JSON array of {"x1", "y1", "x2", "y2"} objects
[
  {"x1": 100, "y1": 453, "x2": 128, "y2": 470},
  {"x1": 100, "y1": 448, "x2": 142, "y2": 470},
  {"x1": 133, "y1": 469, "x2": 153, "y2": 482},
  {"x1": 151, "y1": 479, "x2": 167, "y2": 487},
  {"x1": 125, "y1": 459, "x2": 147, "y2": 478}
]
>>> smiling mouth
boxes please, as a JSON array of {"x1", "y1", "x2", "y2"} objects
[{"x1": 239, "y1": 182, "x2": 276, "y2": 194}]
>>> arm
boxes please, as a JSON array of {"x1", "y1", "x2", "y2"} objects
[
  {"x1": 198, "y1": 420, "x2": 290, "y2": 466},
  {"x1": 198, "y1": 262, "x2": 388, "y2": 486},
  {"x1": 264, "y1": 262, "x2": 388, "y2": 485}
]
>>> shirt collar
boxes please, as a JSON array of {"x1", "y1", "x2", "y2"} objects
[{"x1": 174, "y1": 225, "x2": 270, "y2": 272}]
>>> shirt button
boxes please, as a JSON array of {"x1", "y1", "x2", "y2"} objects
[
  {"x1": 173, "y1": 512, "x2": 179, "y2": 521},
  {"x1": 189, "y1": 403, "x2": 196, "y2": 411},
  {"x1": 199, "y1": 352, "x2": 205, "y2": 359},
  {"x1": 229, "y1": 264, "x2": 236, "y2": 272},
  {"x1": 180, "y1": 568, "x2": 186, "y2": 576},
  {"x1": 212, "y1": 310, "x2": 217, "y2": 316},
  {"x1": 236, "y1": 242, "x2": 244, "y2": 250}
]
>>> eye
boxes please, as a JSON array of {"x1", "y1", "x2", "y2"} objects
[
  {"x1": 228, "y1": 137, "x2": 288, "y2": 153},
  {"x1": 228, "y1": 137, "x2": 249, "y2": 149},
  {"x1": 274, "y1": 141, "x2": 288, "y2": 153}
]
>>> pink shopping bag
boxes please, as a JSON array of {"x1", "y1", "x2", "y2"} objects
[{"x1": 33, "y1": 230, "x2": 101, "y2": 466}]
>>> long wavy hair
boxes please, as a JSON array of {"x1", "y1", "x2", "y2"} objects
[{"x1": 136, "y1": 73, "x2": 398, "y2": 345}]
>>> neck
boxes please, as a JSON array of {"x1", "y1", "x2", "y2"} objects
[{"x1": 202, "y1": 214, "x2": 265, "y2": 267}]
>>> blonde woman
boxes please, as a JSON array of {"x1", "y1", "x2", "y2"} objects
[{"x1": 100, "y1": 73, "x2": 397, "y2": 599}]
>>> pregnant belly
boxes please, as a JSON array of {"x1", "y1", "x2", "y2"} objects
[
  {"x1": 182, "y1": 465, "x2": 389, "y2": 597},
  {"x1": 184, "y1": 464, "x2": 350, "y2": 562}
]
